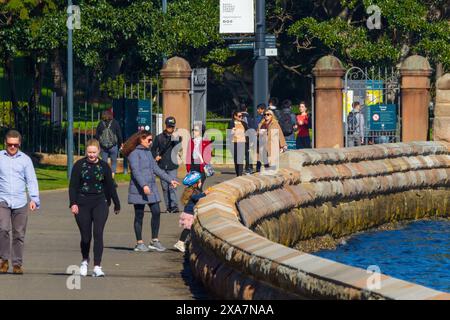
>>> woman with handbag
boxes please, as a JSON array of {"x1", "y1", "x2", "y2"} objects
[{"x1": 186, "y1": 124, "x2": 213, "y2": 189}]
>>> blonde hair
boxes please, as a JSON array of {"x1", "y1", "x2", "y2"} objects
[
  {"x1": 181, "y1": 185, "x2": 200, "y2": 205},
  {"x1": 86, "y1": 139, "x2": 100, "y2": 151}
]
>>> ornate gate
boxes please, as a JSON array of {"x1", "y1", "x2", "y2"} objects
[{"x1": 343, "y1": 67, "x2": 401, "y2": 147}]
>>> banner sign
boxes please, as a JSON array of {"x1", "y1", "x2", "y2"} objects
[{"x1": 220, "y1": 0, "x2": 254, "y2": 34}]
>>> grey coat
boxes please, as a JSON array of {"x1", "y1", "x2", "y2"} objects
[{"x1": 127, "y1": 145, "x2": 175, "y2": 204}]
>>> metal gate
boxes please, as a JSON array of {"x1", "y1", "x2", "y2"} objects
[{"x1": 343, "y1": 67, "x2": 401, "y2": 147}]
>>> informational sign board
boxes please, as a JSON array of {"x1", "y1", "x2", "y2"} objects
[
  {"x1": 365, "y1": 104, "x2": 397, "y2": 131},
  {"x1": 220, "y1": 0, "x2": 254, "y2": 34},
  {"x1": 113, "y1": 99, "x2": 152, "y2": 140},
  {"x1": 365, "y1": 80, "x2": 383, "y2": 106},
  {"x1": 286, "y1": 140, "x2": 296, "y2": 150}
]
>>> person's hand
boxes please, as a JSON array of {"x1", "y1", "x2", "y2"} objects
[
  {"x1": 155, "y1": 155, "x2": 162, "y2": 162},
  {"x1": 204, "y1": 188, "x2": 212, "y2": 195},
  {"x1": 170, "y1": 180, "x2": 180, "y2": 188},
  {"x1": 114, "y1": 206, "x2": 120, "y2": 215},
  {"x1": 143, "y1": 186, "x2": 151, "y2": 195},
  {"x1": 71, "y1": 204, "x2": 79, "y2": 215},
  {"x1": 29, "y1": 201, "x2": 37, "y2": 212}
]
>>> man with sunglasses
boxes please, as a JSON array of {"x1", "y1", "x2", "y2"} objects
[{"x1": 0, "y1": 130, "x2": 40, "y2": 274}]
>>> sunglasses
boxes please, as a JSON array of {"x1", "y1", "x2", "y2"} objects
[
  {"x1": 264, "y1": 113, "x2": 272, "y2": 117},
  {"x1": 6, "y1": 143, "x2": 20, "y2": 148},
  {"x1": 145, "y1": 137, "x2": 152, "y2": 142}
]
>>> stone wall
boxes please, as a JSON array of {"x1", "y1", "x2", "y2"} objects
[
  {"x1": 434, "y1": 73, "x2": 450, "y2": 142},
  {"x1": 190, "y1": 142, "x2": 450, "y2": 300}
]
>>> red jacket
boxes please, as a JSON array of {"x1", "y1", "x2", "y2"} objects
[{"x1": 186, "y1": 138, "x2": 213, "y2": 173}]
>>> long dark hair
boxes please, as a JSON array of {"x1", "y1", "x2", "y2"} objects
[{"x1": 121, "y1": 130, "x2": 152, "y2": 157}]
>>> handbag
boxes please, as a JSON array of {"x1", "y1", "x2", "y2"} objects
[
  {"x1": 197, "y1": 147, "x2": 214, "y2": 177},
  {"x1": 203, "y1": 164, "x2": 215, "y2": 177}
]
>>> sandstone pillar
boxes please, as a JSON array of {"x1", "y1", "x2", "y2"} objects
[
  {"x1": 433, "y1": 73, "x2": 450, "y2": 142},
  {"x1": 160, "y1": 57, "x2": 192, "y2": 132},
  {"x1": 400, "y1": 55, "x2": 432, "y2": 142},
  {"x1": 312, "y1": 56, "x2": 345, "y2": 148}
]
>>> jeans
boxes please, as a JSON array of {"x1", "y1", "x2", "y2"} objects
[
  {"x1": 348, "y1": 135, "x2": 363, "y2": 147},
  {"x1": 160, "y1": 169, "x2": 179, "y2": 211},
  {"x1": 100, "y1": 145, "x2": 119, "y2": 174}
]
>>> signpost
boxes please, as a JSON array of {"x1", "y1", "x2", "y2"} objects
[{"x1": 365, "y1": 104, "x2": 397, "y2": 131}]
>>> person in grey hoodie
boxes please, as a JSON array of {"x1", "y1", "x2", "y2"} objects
[{"x1": 122, "y1": 130, "x2": 180, "y2": 252}]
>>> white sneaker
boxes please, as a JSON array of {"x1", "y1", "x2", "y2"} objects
[
  {"x1": 79, "y1": 260, "x2": 88, "y2": 277},
  {"x1": 173, "y1": 241, "x2": 186, "y2": 253},
  {"x1": 92, "y1": 265, "x2": 105, "y2": 277}
]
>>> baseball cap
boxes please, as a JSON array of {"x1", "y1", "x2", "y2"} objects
[{"x1": 165, "y1": 116, "x2": 176, "y2": 127}]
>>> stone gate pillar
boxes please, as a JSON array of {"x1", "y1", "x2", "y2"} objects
[
  {"x1": 160, "y1": 57, "x2": 192, "y2": 132},
  {"x1": 433, "y1": 73, "x2": 450, "y2": 142},
  {"x1": 312, "y1": 56, "x2": 345, "y2": 148},
  {"x1": 400, "y1": 55, "x2": 432, "y2": 142}
]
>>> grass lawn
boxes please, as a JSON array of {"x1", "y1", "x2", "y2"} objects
[{"x1": 36, "y1": 164, "x2": 130, "y2": 191}]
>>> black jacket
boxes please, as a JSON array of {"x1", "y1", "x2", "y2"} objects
[
  {"x1": 95, "y1": 119, "x2": 123, "y2": 148},
  {"x1": 151, "y1": 131, "x2": 182, "y2": 170}
]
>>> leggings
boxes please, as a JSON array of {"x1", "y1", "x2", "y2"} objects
[
  {"x1": 133, "y1": 203, "x2": 161, "y2": 241},
  {"x1": 75, "y1": 198, "x2": 109, "y2": 266},
  {"x1": 179, "y1": 229, "x2": 190, "y2": 242}
]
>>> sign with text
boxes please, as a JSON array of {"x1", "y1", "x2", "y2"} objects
[
  {"x1": 365, "y1": 104, "x2": 397, "y2": 131},
  {"x1": 220, "y1": 0, "x2": 254, "y2": 34}
]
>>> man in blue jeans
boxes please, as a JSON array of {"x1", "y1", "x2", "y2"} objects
[
  {"x1": 151, "y1": 117, "x2": 181, "y2": 213},
  {"x1": 0, "y1": 130, "x2": 40, "y2": 275}
]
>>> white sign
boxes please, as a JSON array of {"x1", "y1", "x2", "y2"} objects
[
  {"x1": 220, "y1": 0, "x2": 254, "y2": 34},
  {"x1": 265, "y1": 48, "x2": 278, "y2": 56}
]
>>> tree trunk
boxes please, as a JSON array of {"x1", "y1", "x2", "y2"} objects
[
  {"x1": 50, "y1": 49, "x2": 67, "y2": 97},
  {"x1": 4, "y1": 55, "x2": 19, "y2": 128}
]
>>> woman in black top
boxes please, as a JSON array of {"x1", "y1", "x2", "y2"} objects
[{"x1": 69, "y1": 139, "x2": 120, "y2": 277}]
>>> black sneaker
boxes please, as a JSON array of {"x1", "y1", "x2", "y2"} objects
[{"x1": 168, "y1": 208, "x2": 180, "y2": 214}]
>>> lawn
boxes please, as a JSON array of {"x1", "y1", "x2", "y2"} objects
[{"x1": 36, "y1": 164, "x2": 130, "y2": 191}]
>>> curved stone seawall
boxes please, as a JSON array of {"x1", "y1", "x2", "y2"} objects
[{"x1": 190, "y1": 142, "x2": 450, "y2": 300}]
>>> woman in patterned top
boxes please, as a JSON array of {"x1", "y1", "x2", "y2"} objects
[{"x1": 69, "y1": 139, "x2": 120, "y2": 277}]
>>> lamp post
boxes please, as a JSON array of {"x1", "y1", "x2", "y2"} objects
[
  {"x1": 253, "y1": 0, "x2": 268, "y2": 119},
  {"x1": 67, "y1": 0, "x2": 74, "y2": 178}
]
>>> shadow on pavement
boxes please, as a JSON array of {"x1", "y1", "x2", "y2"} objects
[{"x1": 179, "y1": 242, "x2": 210, "y2": 300}]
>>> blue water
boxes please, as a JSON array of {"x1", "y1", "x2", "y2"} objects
[{"x1": 314, "y1": 219, "x2": 450, "y2": 293}]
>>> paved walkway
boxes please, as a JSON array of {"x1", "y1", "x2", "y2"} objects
[{"x1": 0, "y1": 170, "x2": 235, "y2": 300}]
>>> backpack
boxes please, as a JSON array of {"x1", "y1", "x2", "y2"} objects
[
  {"x1": 279, "y1": 112, "x2": 294, "y2": 136},
  {"x1": 99, "y1": 121, "x2": 118, "y2": 149},
  {"x1": 347, "y1": 111, "x2": 359, "y2": 134}
]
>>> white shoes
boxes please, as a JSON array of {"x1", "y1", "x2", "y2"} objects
[
  {"x1": 92, "y1": 265, "x2": 105, "y2": 277},
  {"x1": 80, "y1": 260, "x2": 88, "y2": 277},
  {"x1": 174, "y1": 241, "x2": 186, "y2": 253},
  {"x1": 79, "y1": 261, "x2": 105, "y2": 277}
]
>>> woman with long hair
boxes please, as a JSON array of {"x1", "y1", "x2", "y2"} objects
[
  {"x1": 296, "y1": 101, "x2": 311, "y2": 149},
  {"x1": 69, "y1": 139, "x2": 120, "y2": 277},
  {"x1": 228, "y1": 110, "x2": 249, "y2": 176},
  {"x1": 122, "y1": 130, "x2": 180, "y2": 252},
  {"x1": 257, "y1": 109, "x2": 287, "y2": 171}
]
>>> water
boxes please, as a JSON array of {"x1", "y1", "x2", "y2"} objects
[{"x1": 314, "y1": 219, "x2": 450, "y2": 293}]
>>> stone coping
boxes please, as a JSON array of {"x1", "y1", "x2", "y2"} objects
[{"x1": 190, "y1": 142, "x2": 450, "y2": 300}]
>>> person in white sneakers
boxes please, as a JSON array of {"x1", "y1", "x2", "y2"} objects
[
  {"x1": 69, "y1": 139, "x2": 120, "y2": 277},
  {"x1": 174, "y1": 172, "x2": 210, "y2": 253}
]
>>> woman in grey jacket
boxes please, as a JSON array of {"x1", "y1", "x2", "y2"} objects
[{"x1": 122, "y1": 130, "x2": 180, "y2": 252}]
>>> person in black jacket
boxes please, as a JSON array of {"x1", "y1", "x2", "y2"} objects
[
  {"x1": 69, "y1": 139, "x2": 120, "y2": 278},
  {"x1": 95, "y1": 110, "x2": 123, "y2": 179},
  {"x1": 151, "y1": 116, "x2": 182, "y2": 213}
]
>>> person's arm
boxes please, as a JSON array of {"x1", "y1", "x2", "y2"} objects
[
  {"x1": 114, "y1": 120, "x2": 123, "y2": 146},
  {"x1": 103, "y1": 162, "x2": 120, "y2": 212},
  {"x1": 128, "y1": 151, "x2": 148, "y2": 189},
  {"x1": 359, "y1": 114, "x2": 365, "y2": 142},
  {"x1": 24, "y1": 157, "x2": 40, "y2": 209},
  {"x1": 150, "y1": 135, "x2": 159, "y2": 158},
  {"x1": 150, "y1": 154, "x2": 176, "y2": 184},
  {"x1": 191, "y1": 192, "x2": 206, "y2": 202},
  {"x1": 95, "y1": 122, "x2": 103, "y2": 141},
  {"x1": 68, "y1": 160, "x2": 82, "y2": 207}
]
